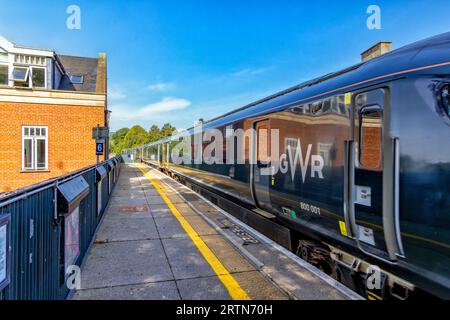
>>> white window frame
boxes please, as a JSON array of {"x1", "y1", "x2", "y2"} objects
[
  {"x1": 14, "y1": 54, "x2": 46, "y2": 66},
  {"x1": 11, "y1": 66, "x2": 29, "y2": 83},
  {"x1": 22, "y1": 126, "x2": 48, "y2": 171},
  {"x1": 0, "y1": 63, "x2": 8, "y2": 86},
  {"x1": 0, "y1": 52, "x2": 8, "y2": 63},
  {"x1": 10, "y1": 54, "x2": 48, "y2": 88},
  {"x1": 30, "y1": 66, "x2": 46, "y2": 88}
]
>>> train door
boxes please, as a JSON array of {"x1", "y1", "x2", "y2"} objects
[
  {"x1": 252, "y1": 119, "x2": 272, "y2": 211},
  {"x1": 348, "y1": 88, "x2": 398, "y2": 261}
]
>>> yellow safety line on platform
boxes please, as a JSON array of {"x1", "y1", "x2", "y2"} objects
[{"x1": 136, "y1": 165, "x2": 251, "y2": 300}]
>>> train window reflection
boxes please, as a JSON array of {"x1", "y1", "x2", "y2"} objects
[
  {"x1": 359, "y1": 106, "x2": 382, "y2": 170},
  {"x1": 257, "y1": 121, "x2": 270, "y2": 166},
  {"x1": 322, "y1": 99, "x2": 331, "y2": 113},
  {"x1": 285, "y1": 138, "x2": 298, "y2": 155},
  {"x1": 441, "y1": 85, "x2": 450, "y2": 117},
  {"x1": 311, "y1": 102, "x2": 323, "y2": 115},
  {"x1": 319, "y1": 143, "x2": 333, "y2": 167}
]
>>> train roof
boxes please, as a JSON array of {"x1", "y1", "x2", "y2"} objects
[{"x1": 141, "y1": 32, "x2": 450, "y2": 147}]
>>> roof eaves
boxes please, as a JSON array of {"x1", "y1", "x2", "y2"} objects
[{"x1": 13, "y1": 43, "x2": 54, "y2": 52}]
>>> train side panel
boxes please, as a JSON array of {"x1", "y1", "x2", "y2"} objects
[{"x1": 392, "y1": 77, "x2": 450, "y2": 297}]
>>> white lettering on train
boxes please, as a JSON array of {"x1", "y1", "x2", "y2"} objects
[
  {"x1": 280, "y1": 139, "x2": 325, "y2": 182},
  {"x1": 169, "y1": 128, "x2": 325, "y2": 182}
]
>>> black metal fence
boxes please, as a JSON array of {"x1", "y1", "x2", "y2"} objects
[{"x1": 0, "y1": 156, "x2": 122, "y2": 300}]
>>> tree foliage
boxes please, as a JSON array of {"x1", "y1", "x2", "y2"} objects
[
  {"x1": 109, "y1": 123, "x2": 176, "y2": 155},
  {"x1": 109, "y1": 127, "x2": 129, "y2": 155},
  {"x1": 121, "y1": 125, "x2": 149, "y2": 149},
  {"x1": 148, "y1": 124, "x2": 161, "y2": 143},
  {"x1": 160, "y1": 123, "x2": 177, "y2": 138}
]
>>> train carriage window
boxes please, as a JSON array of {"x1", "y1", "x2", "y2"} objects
[
  {"x1": 359, "y1": 106, "x2": 383, "y2": 171},
  {"x1": 311, "y1": 101, "x2": 323, "y2": 115},
  {"x1": 322, "y1": 99, "x2": 331, "y2": 113},
  {"x1": 256, "y1": 121, "x2": 270, "y2": 167},
  {"x1": 338, "y1": 95, "x2": 347, "y2": 115}
]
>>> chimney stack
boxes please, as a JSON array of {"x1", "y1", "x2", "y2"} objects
[{"x1": 361, "y1": 41, "x2": 392, "y2": 62}]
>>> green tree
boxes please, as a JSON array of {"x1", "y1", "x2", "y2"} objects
[
  {"x1": 110, "y1": 127, "x2": 129, "y2": 155},
  {"x1": 160, "y1": 123, "x2": 176, "y2": 138},
  {"x1": 120, "y1": 125, "x2": 149, "y2": 151},
  {"x1": 148, "y1": 124, "x2": 161, "y2": 143},
  {"x1": 110, "y1": 123, "x2": 177, "y2": 155}
]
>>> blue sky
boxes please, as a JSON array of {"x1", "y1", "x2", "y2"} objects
[{"x1": 1, "y1": 0, "x2": 450, "y2": 132}]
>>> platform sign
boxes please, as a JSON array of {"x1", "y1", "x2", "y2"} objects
[
  {"x1": 96, "y1": 142, "x2": 104, "y2": 156},
  {"x1": 92, "y1": 126, "x2": 109, "y2": 140},
  {"x1": 0, "y1": 214, "x2": 11, "y2": 291}
]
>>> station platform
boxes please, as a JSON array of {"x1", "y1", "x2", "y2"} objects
[{"x1": 71, "y1": 163, "x2": 361, "y2": 300}]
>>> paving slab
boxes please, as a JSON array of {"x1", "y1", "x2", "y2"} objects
[
  {"x1": 112, "y1": 190, "x2": 145, "y2": 198},
  {"x1": 145, "y1": 195, "x2": 167, "y2": 205},
  {"x1": 177, "y1": 276, "x2": 231, "y2": 300},
  {"x1": 109, "y1": 197, "x2": 148, "y2": 206},
  {"x1": 79, "y1": 240, "x2": 173, "y2": 289},
  {"x1": 144, "y1": 189, "x2": 161, "y2": 197},
  {"x1": 73, "y1": 281, "x2": 180, "y2": 300},
  {"x1": 95, "y1": 216, "x2": 159, "y2": 242},
  {"x1": 154, "y1": 216, "x2": 188, "y2": 239},
  {"x1": 148, "y1": 204, "x2": 174, "y2": 218},
  {"x1": 162, "y1": 238, "x2": 217, "y2": 280}
]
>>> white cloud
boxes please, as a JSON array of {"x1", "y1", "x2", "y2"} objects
[
  {"x1": 110, "y1": 97, "x2": 191, "y2": 122},
  {"x1": 232, "y1": 67, "x2": 271, "y2": 77},
  {"x1": 108, "y1": 87, "x2": 126, "y2": 100},
  {"x1": 146, "y1": 82, "x2": 175, "y2": 92}
]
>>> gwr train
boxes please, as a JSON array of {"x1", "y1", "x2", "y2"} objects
[{"x1": 126, "y1": 32, "x2": 450, "y2": 299}]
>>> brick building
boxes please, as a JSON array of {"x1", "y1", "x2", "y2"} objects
[{"x1": 0, "y1": 35, "x2": 108, "y2": 192}]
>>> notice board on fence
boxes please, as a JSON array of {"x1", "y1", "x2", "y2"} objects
[
  {"x1": 64, "y1": 207, "x2": 80, "y2": 274},
  {"x1": 0, "y1": 214, "x2": 10, "y2": 291}
]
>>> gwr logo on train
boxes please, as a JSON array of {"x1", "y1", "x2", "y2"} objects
[
  {"x1": 170, "y1": 128, "x2": 325, "y2": 183},
  {"x1": 272, "y1": 138, "x2": 324, "y2": 183}
]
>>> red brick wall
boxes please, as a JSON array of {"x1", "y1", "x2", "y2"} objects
[{"x1": 0, "y1": 102, "x2": 106, "y2": 192}]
